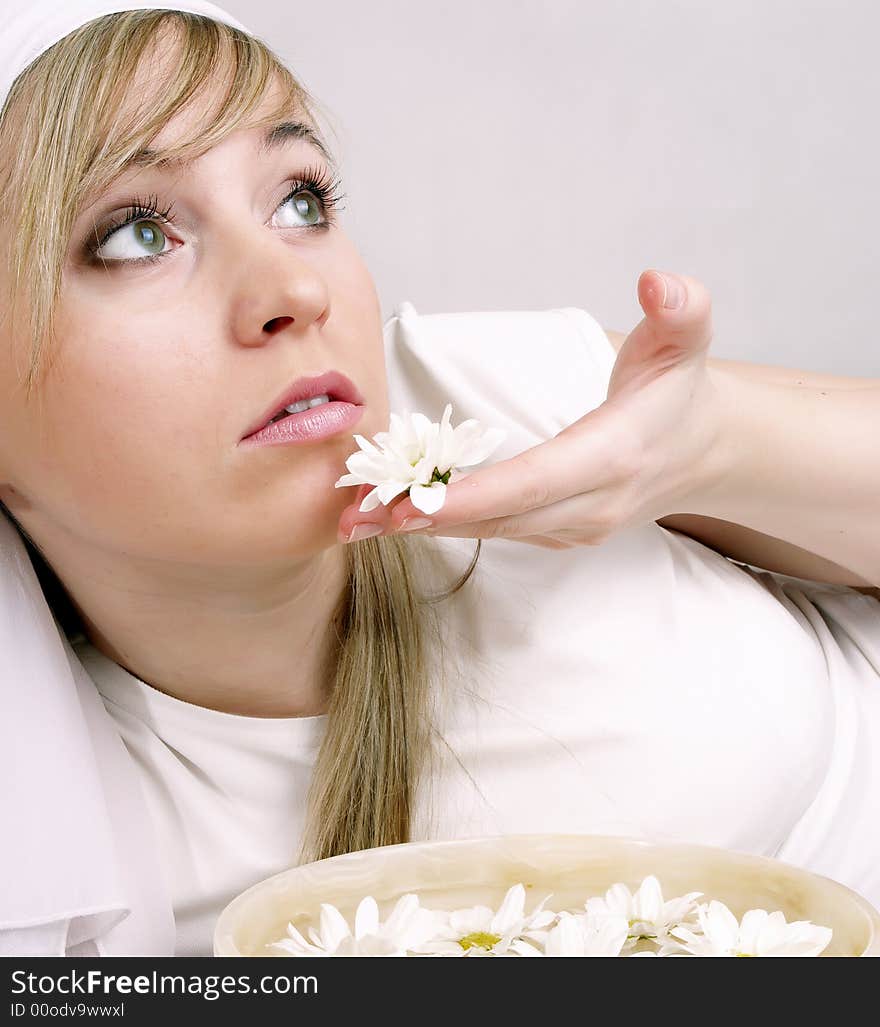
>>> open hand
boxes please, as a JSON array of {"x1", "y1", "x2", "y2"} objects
[{"x1": 338, "y1": 270, "x2": 730, "y2": 548}]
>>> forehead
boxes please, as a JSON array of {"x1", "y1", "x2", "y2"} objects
[
  {"x1": 146, "y1": 74, "x2": 295, "y2": 150},
  {"x1": 79, "y1": 77, "x2": 330, "y2": 211},
  {"x1": 112, "y1": 18, "x2": 325, "y2": 167},
  {"x1": 130, "y1": 66, "x2": 316, "y2": 158}
]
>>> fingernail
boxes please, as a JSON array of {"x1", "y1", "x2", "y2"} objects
[
  {"x1": 399, "y1": 517, "x2": 433, "y2": 532},
  {"x1": 346, "y1": 523, "x2": 383, "y2": 542},
  {"x1": 660, "y1": 272, "x2": 686, "y2": 310}
]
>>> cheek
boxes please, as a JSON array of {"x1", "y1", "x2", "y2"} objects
[
  {"x1": 20, "y1": 251, "x2": 393, "y2": 561},
  {"x1": 324, "y1": 243, "x2": 390, "y2": 415},
  {"x1": 33, "y1": 324, "x2": 226, "y2": 546},
  {"x1": 29, "y1": 336, "x2": 378, "y2": 561}
]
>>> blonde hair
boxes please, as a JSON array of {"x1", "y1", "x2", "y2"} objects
[{"x1": 0, "y1": 9, "x2": 482, "y2": 865}]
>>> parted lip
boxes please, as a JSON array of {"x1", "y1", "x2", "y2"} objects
[{"x1": 241, "y1": 370, "x2": 365, "y2": 440}]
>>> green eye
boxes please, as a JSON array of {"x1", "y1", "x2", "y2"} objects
[
  {"x1": 131, "y1": 221, "x2": 166, "y2": 254},
  {"x1": 92, "y1": 216, "x2": 170, "y2": 263},
  {"x1": 278, "y1": 190, "x2": 323, "y2": 227}
]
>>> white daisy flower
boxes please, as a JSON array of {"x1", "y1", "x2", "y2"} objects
[
  {"x1": 334, "y1": 403, "x2": 507, "y2": 516},
  {"x1": 269, "y1": 893, "x2": 440, "y2": 957},
  {"x1": 584, "y1": 876, "x2": 702, "y2": 950},
  {"x1": 534, "y1": 911, "x2": 630, "y2": 956},
  {"x1": 667, "y1": 900, "x2": 833, "y2": 957},
  {"x1": 412, "y1": 883, "x2": 557, "y2": 957}
]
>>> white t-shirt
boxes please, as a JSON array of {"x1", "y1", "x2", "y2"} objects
[{"x1": 72, "y1": 301, "x2": 880, "y2": 956}]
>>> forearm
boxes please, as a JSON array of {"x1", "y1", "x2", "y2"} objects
[
  {"x1": 656, "y1": 511, "x2": 880, "y2": 590},
  {"x1": 670, "y1": 361, "x2": 880, "y2": 588}
]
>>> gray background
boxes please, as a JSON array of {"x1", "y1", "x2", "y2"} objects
[{"x1": 222, "y1": 0, "x2": 878, "y2": 375}]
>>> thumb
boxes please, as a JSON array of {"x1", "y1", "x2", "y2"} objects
[
  {"x1": 636, "y1": 269, "x2": 714, "y2": 353},
  {"x1": 606, "y1": 270, "x2": 714, "y2": 401}
]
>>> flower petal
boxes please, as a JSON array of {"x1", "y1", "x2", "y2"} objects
[
  {"x1": 377, "y1": 479, "x2": 414, "y2": 505},
  {"x1": 409, "y1": 412, "x2": 437, "y2": 452},
  {"x1": 508, "y1": 937, "x2": 544, "y2": 956},
  {"x1": 635, "y1": 876, "x2": 664, "y2": 923},
  {"x1": 354, "y1": 896, "x2": 380, "y2": 940},
  {"x1": 544, "y1": 914, "x2": 584, "y2": 956},
  {"x1": 335, "y1": 472, "x2": 365, "y2": 488},
  {"x1": 602, "y1": 883, "x2": 634, "y2": 918},
  {"x1": 407, "y1": 454, "x2": 432, "y2": 486},
  {"x1": 270, "y1": 935, "x2": 327, "y2": 956},
  {"x1": 587, "y1": 914, "x2": 629, "y2": 956},
  {"x1": 382, "y1": 893, "x2": 419, "y2": 936},
  {"x1": 449, "y1": 907, "x2": 493, "y2": 935},
  {"x1": 358, "y1": 487, "x2": 385, "y2": 513},
  {"x1": 703, "y1": 900, "x2": 740, "y2": 953},
  {"x1": 410, "y1": 481, "x2": 447, "y2": 515},
  {"x1": 457, "y1": 426, "x2": 507, "y2": 466},
  {"x1": 491, "y1": 884, "x2": 526, "y2": 934},
  {"x1": 738, "y1": 908, "x2": 768, "y2": 954},
  {"x1": 318, "y1": 903, "x2": 353, "y2": 952},
  {"x1": 270, "y1": 920, "x2": 325, "y2": 956},
  {"x1": 343, "y1": 452, "x2": 390, "y2": 480}
]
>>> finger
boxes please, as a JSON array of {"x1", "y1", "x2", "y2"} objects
[
  {"x1": 516, "y1": 534, "x2": 578, "y2": 550},
  {"x1": 434, "y1": 532, "x2": 575, "y2": 550},
  {"x1": 406, "y1": 488, "x2": 619, "y2": 544},
  {"x1": 337, "y1": 482, "x2": 397, "y2": 541},
  {"x1": 637, "y1": 269, "x2": 713, "y2": 351},
  {"x1": 387, "y1": 411, "x2": 627, "y2": 532},
  {"x1": 415, "y1": 523, "x2": 570, "y2": 548}
]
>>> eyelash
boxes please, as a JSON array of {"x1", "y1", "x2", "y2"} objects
[{"x1": 87, "y1": 164, "x2": 347, "y2": 268}]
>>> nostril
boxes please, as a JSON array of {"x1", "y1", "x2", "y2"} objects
[{"x1": 264, "y1": 315, "x2": 293, "y2": 334}]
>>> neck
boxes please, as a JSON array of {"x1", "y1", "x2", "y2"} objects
[{"x1": 69, "y1": 543, "x2": 350, "y2": 718}]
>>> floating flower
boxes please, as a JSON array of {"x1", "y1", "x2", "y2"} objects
[
  {"x1": 266, "y1": 880, "x2": 835, "y2": 958},
  {"x1": 411, "y1": 883, "x2": 556, "y2": 957},
  {"x1": 269, "y1": 893, "x2": 440, "y2": 957},
  {"x1": 584, "y1": 875, "x2": 702, "y2": 950},
  {"x1": 535, "y1": 911, "x2": 630, "y2": 956},
  {"x1": 334, "y1": 403, "x2": 507, "y2": 516},
  {"x1": 667, "y1": 900, "x2": 833, "y2": 957}
]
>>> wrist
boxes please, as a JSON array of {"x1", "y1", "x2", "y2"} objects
[{"x1": 678, "y1": 363, "x2": 753, "y2": 518}]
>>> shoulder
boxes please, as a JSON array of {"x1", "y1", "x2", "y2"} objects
[
  {"x1": 384, "y1": 300, "x2": 618, "y2": 371},
  {"x1": 383, "y1": 300, "x2": 618, "y2": 461}
]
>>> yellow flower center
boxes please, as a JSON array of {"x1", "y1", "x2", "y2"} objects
[
  {"x1": 458, "y1": 931, "x2": 502, "y2": 951},
  {"x1": 628, "y1": 918, "x2": 657, "y2": 940}
]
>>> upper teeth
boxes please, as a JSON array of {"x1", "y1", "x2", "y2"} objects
[{"x1": 273, "y1": 394, "x2": 332, "y2": 420}]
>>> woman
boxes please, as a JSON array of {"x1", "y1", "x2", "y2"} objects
[{"x1": 1, "y1": 2, "x2": 877, "y2": 957}]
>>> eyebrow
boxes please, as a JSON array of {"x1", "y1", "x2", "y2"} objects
[
  {"x1": 261, "y1": 121, "x2": 334, "y2": 166},
  {"x1": 125, "y1": 119, "x2": 334, "y2": 171}
]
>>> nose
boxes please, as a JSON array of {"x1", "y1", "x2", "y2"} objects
[{"x1": 225, "y1": 223, "x2": 331, "y2": 347}]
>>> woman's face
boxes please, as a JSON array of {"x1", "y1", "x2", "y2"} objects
[{"x1": 0, "y1": 80, "x2": 390, "y2": 567}]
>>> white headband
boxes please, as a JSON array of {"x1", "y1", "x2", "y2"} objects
[
  {"x1": 1, "y1": 1, "x2": 252, "y2": 118},
  {"x1": 0, "y1": 1, "x2": 255, "y2": 958}
]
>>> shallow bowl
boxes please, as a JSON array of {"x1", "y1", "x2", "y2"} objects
[{"x1": 214, "y1": 834, "x2": 880, "y2": 957}]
